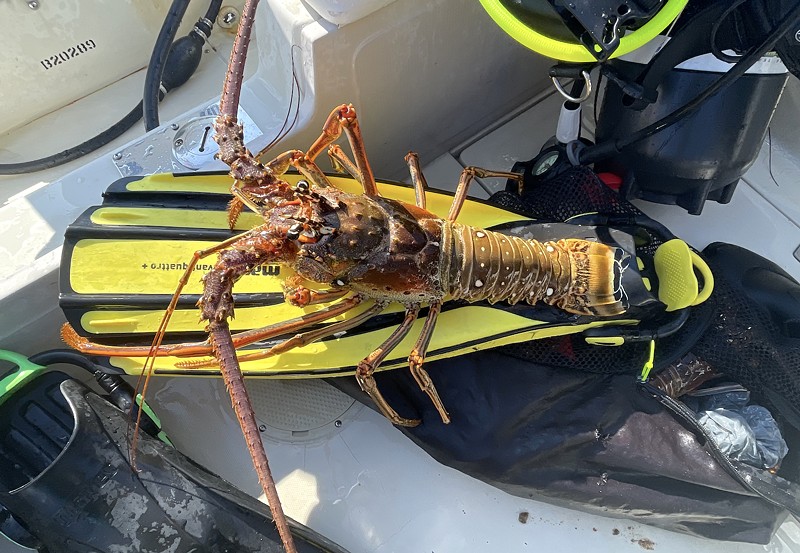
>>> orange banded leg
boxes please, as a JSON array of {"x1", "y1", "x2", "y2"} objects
[
  {"x1": 182, "y1": 300, "x2": 387, "y2": 367},
  {"x1": 306, "y1": 104, "x2": 378, "y2": 197},
  {"x1": 283, "y1": 274, "x2": 350, "y2": 307},
  {"x1": 327, "y1": 144, "x2": 358, "y2": 177},
  {"x1": 63, "y1": 295, "x2": 363, "y2": 359},
  {"x1": 356, "y1": 306, "x2": 422, "y2": 427},
  {"x1": 407, "y1": 302, "x2": 450, "y2": 424},
  {"x1": 447, "y1": 166, "x2": 523, "y2": 222},
  {"x1": 404, "y1": 152, "x2": 428, "y2": 210},
  {"x1": 250, "y1": 300, "x2": 385, "y2": 358},
  {"x1": 329, "y1": 144, "x2": 390, "y2": 199},
  {"x1": 287, "y1": 150, "x2": 336, "y2": 192},
  {"x1": 327, "y1": 144, "x2": 366, "y2": 190},
  {"x1": 220, "y1": 295, "x2": 361, "y2": 350}
]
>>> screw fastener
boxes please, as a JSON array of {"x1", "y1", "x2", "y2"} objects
[{"x1": 218, "y1": 7, "x2": 240, "y2": 29}]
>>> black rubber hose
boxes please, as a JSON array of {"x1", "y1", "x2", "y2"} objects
[
  {"x1": 143, "y1": 0, "x2": 191, "y2": 131},
  {"x1": 0, "y1": 31, "x2": 197, "y2": 176},
  {"x1": 203, "y1": 0, "x2": 224, "y2": 32},
  {"x1": 159, "y1": 0, "x2": 225, "y2": 95},
  {"x1": 28, "y1": 349, "x2": 104, "y2": 375},
  {"x1": 710, "y1": 0, "x2": 751, "y2": 64},
  {"x1": 579, "y1": 0, "x2": 800, "y2": 165},
  {"x1": 160, "y1": 0, "x2": 224, "y2": 93},
  {"x1": 0, "y1": 101, "x2": 144, "y2": 175}
]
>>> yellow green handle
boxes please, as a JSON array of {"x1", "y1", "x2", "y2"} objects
[{"x1": 690, "y1": 251, "x2": 714, "y2": 306}]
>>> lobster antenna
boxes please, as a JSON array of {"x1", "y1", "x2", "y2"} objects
[
  {"x1": 219, "y1": 0, "x2": 259, "y2": 119},
  {"x1": 128, "y1": 250, "x2": 210, "y2": 471},
  {"x1": 214, "y1": 1, "x2": 301, "y2": 551},
  {"x1": 256, "y1": 44, "x2": 302, "y2": 160}
]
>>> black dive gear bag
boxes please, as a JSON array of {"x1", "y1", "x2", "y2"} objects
[{"x1": 332, "y1": 167, "x2": 800, "y2": 544}]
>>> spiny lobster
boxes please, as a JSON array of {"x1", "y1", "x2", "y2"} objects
[{"x1": 61, "y1": 0, "x2": 628, "y2": 551}]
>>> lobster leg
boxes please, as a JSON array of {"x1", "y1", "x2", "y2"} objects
[
  {"x1": 402, "y1": 162, "x2": 442, "y2": 441},
  {"x1": 404, "y1": 152, "x2": 428, "y2": 210},
  {"x1": 213, "y1": 294, "x2": 361, "y2": 350},
  {"x1": 407, "y1": 302, "x2": 450, "y2": 424},
  {"x1": 305, "y1": 104, "x2": 379, "y2": 197},
  {"x1": 283, "y1": 274, "x2": 349, "y2": 307},
  {"x1": 447, "y1": 166, "x2": 522, "y2": 221},
  {"x1": 195, "y1": 300, "x2": 385, "y2": 366},
  {"x1": 325, "y1": 143, "x2": 388, "y2": 204},
  {"x1": 286, "y1": 150, "x2": 336, "y2": 191},
  {"x1": 252, "y1": 300, "x2": 384, "y2": 357},
  {"x1": 356, "y1": 306, "x2": 422, "y2": 427},
  {"x1": 226, "y1": 192, "x2": 247, "y2": 231},
  {"x1": 327, "y1": 144, "x2": 362, "y2": 187},
  {"x1": 62, "y1": 295, "x2": 362, "y2": 359},
  {"x1": 179, "y1": 300, "x2": 385, "y2": 370}
]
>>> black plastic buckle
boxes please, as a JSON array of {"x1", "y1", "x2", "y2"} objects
[{"x1": 547, "y1": 0, "x2": 662, "y2": 61}]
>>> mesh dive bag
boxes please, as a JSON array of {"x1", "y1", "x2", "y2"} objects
[
  {"x1": 493, "y1": 165, "x2": 686, "y2": 374},
  {"x1": 496, "y1": 166, "x2": 800, "y2": 478},
  {"x1": 495, "y1": 166, "x2": 800, "y2": 437}
]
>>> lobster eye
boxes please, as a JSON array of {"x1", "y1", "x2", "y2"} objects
[
  {"x1": 286, "y1": 223, "x2": 303, "y2": 240},
  {"x1": 295, "y1": 180, "x2": 310, "y2": 193}
]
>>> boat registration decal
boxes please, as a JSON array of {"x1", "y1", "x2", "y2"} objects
[{"x1": 40, "y1": 39, "x2": 96, "y2": 70}]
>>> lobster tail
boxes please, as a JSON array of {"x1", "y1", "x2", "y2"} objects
[
  {"x1": 444, "y1": 225, "x2": 627, "y2": 317},
  {"x1": 550, "y1": 239, "x2": 627, "y2": 317}
]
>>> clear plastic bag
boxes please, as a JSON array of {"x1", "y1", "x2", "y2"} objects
[{"x1": 697, "y1": 402, "x2": 789, "y2": 469}]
